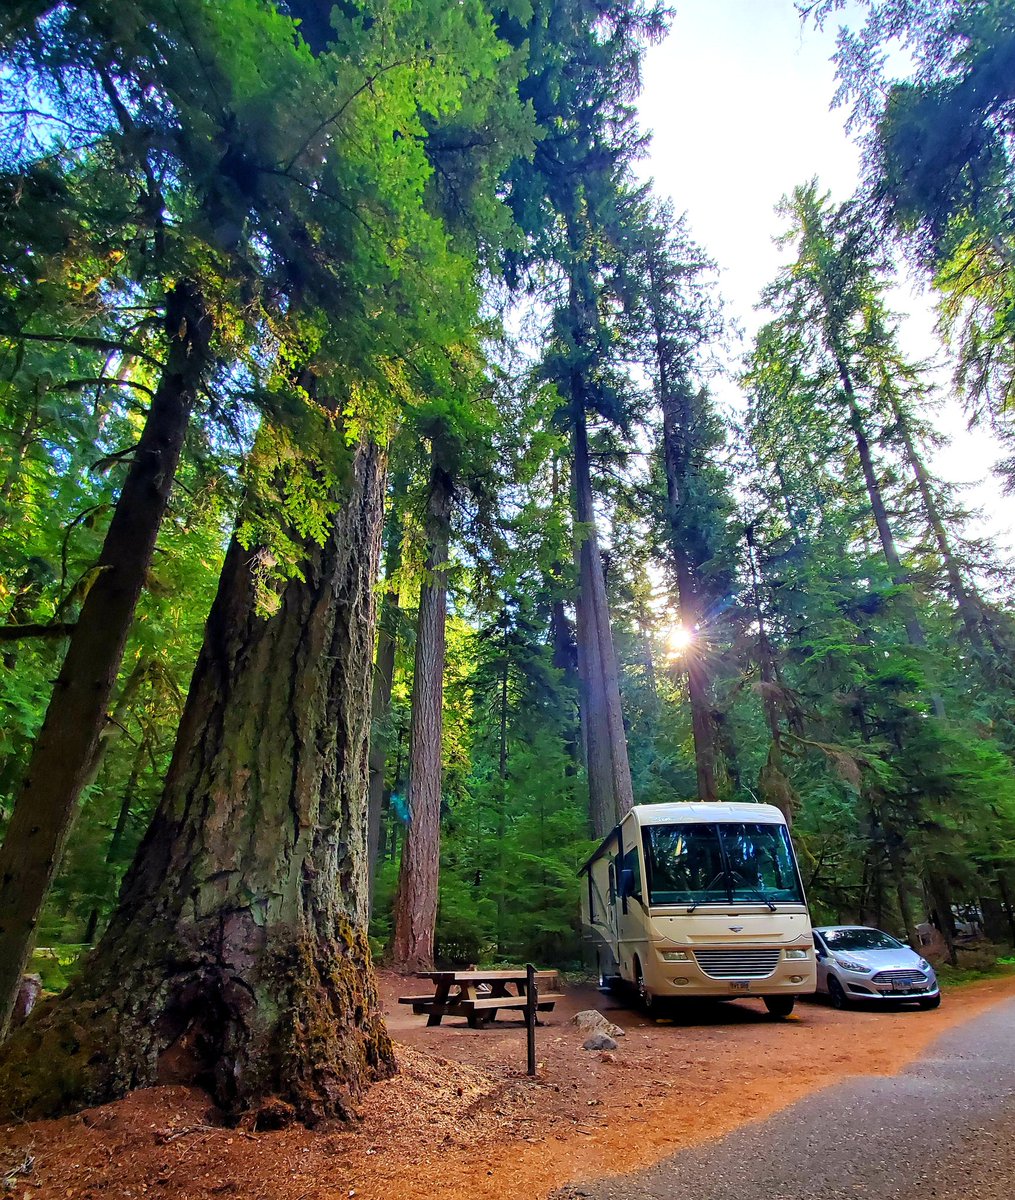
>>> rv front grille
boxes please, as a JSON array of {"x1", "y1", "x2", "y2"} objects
[{"x1": 693, "y1": 948, "x2": 781, "y2": 979}]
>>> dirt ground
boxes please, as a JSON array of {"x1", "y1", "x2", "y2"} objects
[{"x1": 4, "y1": 969, "x2": 1015, "y2": 1200}]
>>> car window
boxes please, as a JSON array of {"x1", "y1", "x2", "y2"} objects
[{"x1": 823, "y1": 928, "x2": 903, "y2": 951}]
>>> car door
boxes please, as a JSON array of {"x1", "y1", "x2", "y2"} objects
[{"x1": 813, "y1": 931, "x2": 830, "y2": 992}]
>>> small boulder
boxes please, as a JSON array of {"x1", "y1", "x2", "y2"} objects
[
  {"x1": 582, "y1": 1032, "x2": 618, "y2": 1051},
  {"x1": 572, "y1": 1009, "x2": 625, "y2": 1038}
]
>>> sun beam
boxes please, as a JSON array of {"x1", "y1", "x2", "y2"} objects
[{"x1": 665, "y1": 624, "x2": 695, "y2": 655}]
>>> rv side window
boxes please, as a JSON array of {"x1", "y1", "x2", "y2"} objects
[
  {"x1": 622, "y1": 845, "x2": 642, "y2": 900},
  {"x1": 608, "y1": 862, "x2": 616, "y2": 905},
  {"x1": 587, "y1": 870, "x2": 597, "y2": 923}
]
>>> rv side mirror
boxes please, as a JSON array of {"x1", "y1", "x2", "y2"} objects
[{"x1": 620, "y1": 868, "x2": 635, "y2": 898}]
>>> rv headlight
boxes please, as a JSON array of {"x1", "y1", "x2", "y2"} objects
[
  {"x1": 784, "y1": 948, "x2": 808, "y2": 960},
  {"x1": 660, "y1": 950, "x2": 691, "y2": 962}
]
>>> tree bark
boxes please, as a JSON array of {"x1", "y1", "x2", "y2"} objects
[
  {"x1": 0, "y1": 280, "x2": 213, "y2": 1039},
  {"x1": 390, "y1": 453, "x2": 452, "y2": 973},
  {"x1": 745, "y1": 528, "x2": 800, "y2": 823},
  {"x1": 884, "y1": 835, "x2": 921, "y2": 949},
  {"x1": 572, "y1": 407, "x2": 634, "y2": 835},
  {"x1": 0, "y1": 436, "x2": 394, "y2": 1122},
  {"x1": 83, "y1": 735, "x2": 148, "y2": 945},
  {"x1": 926, "y1": 873, "x2": 959, "y2": 966},
  {"x1": 366, "y1": 511, "x2": 402, "y2": 907},
  {"x1": 496, "y1": 630, "x2": 509, "y2": 956},
  {"x1": 887, "y1": 389, "x2": 985, "y2": 651},
  {"x1": 659, "y1": 376, "x2": 719, "y2": 803},
  {"x1": 835, "y1": 356, "x2": 946, "y2": 718}
]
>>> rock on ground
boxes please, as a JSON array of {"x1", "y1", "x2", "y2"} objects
[
  {"x1": 572, "y1": 1009, "x2": 625, "y2": 1039},
  {"x1": 582, "y1": 1032, "x2": 618, "y2": 1052}
]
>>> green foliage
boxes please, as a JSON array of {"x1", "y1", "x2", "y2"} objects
[
  {"x1": 3, "y1": 0, "x2": 1015, "y2": 997},
  {"x1": 811, "y1": 0, "x2": 1015, "y2": 486}
]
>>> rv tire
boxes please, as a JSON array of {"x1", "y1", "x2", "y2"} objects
[
  {"x1": 634, "y1": 958, "x2": 656, "y2": 1015},
  {"x1": 763, "y1": 995, "x2": 796, "y2": 1018}
]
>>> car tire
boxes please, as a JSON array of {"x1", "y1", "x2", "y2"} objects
[
  {"x1": 917, "y1": 994, "x2": 941, "y2": 1010},
  {"x1": 764, "y1": 995, "x2": 795, "y2": 1018},
  {"x1": 827, "y1": 976, "x2": 849, "y2": 1010}
]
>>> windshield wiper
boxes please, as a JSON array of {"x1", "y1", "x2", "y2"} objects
[
  {"x1": 687, "y1": 870, "x2": 727, "y2": 912},
  {"x1": 725, "y1": 867, "x2": 778, "y2": 910},
  {"x1": 733, "y1": 881, "x2": 777, "y2": 911}
]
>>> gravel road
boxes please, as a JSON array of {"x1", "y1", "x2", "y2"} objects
[{"x1": 552, "y1": 995, "x2": 1015, "y2": 1200}]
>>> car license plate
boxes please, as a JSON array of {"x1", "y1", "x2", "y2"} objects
[
  {"x1": 891, "y1": 981, "x2": 913, "y2": 993},
  {"x1": 729, "y1": 981, "x2": 751, "y2": 991}
]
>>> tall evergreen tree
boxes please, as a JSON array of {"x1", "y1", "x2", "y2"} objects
[{"x1": 0, "y1": 0, "x2": 528, "y2": 1118}]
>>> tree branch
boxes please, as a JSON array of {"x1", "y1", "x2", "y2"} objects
[
  {"x1": 1, "y1": 331, "x2": 163, "y2": 369},
  {"x1": 0, "y1": 622, "x2": 76, "y2": 643}
]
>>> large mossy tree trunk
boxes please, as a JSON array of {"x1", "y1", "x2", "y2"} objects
[
  {"x1": 0, "y1": 280, "x2": 213, "y2": 1038},
  {"x1": 390, "y1": 453, "x2": 452, "y2": 973},
  {"x1": 0, "y1": 438, "x2": 395, "y2": 1124}
]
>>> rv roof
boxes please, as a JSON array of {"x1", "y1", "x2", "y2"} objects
[
  {"x1": 630, "y1": 801, "x2": 787, "y2": 826},
  {"x1": 579, "y1": 801, "x2": 789, "y2": 874}
]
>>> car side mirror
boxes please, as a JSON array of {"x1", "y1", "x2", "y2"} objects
[{"x1": 620, "y1": 868, "x2": 635, "y2": 898}]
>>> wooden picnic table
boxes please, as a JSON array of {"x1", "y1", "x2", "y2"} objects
[{"x1": 398, "y1": 968, "x2": 564, "y2": 1028}]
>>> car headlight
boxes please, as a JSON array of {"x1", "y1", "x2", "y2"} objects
[
  {"x1": 834, "y1": 956, "x2": 872, "y2": 973},
  {"x1": 660, "y1": 950, "x2": 690, "y2": 962},
  {"x1": 784, "y1": 948, "x2": 809, "y2": 960},
  {"x1": 919, "y1": 958, "x2": 932, "y2": 972}
]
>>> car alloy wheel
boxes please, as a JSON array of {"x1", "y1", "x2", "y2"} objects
[{"x1": 827, "y1": 976, "x2": 848, "y2": 1010}]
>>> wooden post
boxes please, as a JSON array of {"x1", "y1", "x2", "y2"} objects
[{"x1": 525, "y1": 962, "x2": 537, "y2": 1076}]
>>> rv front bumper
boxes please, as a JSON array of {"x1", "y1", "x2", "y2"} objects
[{"x1": 646, "y1": 945, "x2": 817, "y2": 998}]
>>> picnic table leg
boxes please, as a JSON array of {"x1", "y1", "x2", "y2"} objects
[
  {"x1": 426, "y1": 980, "x2": 452, "y2": 1027},
  {"x1": 468, "y1": 981, "x2": 510, "y2": 1028},
  {"x1": 457, "y1": 982, "x2": 488, "y2": 1028}
]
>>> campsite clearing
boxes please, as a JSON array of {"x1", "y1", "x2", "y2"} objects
[{"x1": 3, "y1": 969, "x2": 1014, "y2": 1200}]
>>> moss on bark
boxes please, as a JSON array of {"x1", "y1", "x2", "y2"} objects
[{"x1": 0, "y1": 438, "x2": 396, "y2": 1124}]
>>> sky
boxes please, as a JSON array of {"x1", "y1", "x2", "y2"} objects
[{"x1": 635, "y1": 0, "x2": 1015, "y2": 551}]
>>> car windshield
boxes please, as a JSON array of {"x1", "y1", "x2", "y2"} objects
[
  {"x1": 822, "y1": 928, "x2": 903, "y2": 951},
  {"x1": 642, "y1": 822, "x2": 803, "y2": 907}
]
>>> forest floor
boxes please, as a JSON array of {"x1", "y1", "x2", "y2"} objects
[{"x1": 4, "y1": 968, "x2": 1015, "y2": 1200}]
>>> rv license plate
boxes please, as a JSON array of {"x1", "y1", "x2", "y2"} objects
[{"x1": 729, "y1": 981, "x2": 751, "y2": 991}]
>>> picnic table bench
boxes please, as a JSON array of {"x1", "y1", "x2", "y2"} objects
[{"x1": 398, "y1": 969, "x2": 563, "y2": 1028}]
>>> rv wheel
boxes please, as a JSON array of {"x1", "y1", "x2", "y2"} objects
[
  {"x1": 763, "y1": 995, "x2": 795, "y2": 1019},
  {"x1": 635, "y1": 959, "x2": 655, "y2": 1014}
]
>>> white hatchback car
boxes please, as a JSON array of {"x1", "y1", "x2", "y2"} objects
[{"x1": 813, "y1": 925, "x2": 941, "y2": 1009}]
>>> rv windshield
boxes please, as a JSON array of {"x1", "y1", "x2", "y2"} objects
[{"x1": 642, "y1": 822, "x2": 803, "y2": 907}]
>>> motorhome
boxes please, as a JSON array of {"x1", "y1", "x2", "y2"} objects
[{"x1": 579, "y1": 801, "x2": 816, "y2": 1017}]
